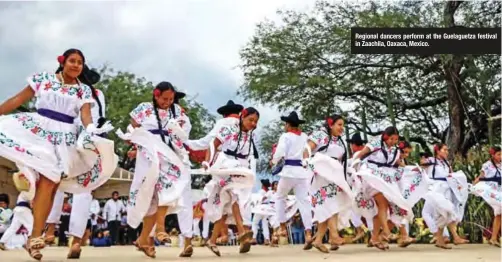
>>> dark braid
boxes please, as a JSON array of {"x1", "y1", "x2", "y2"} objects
[
  {"x1": 233, "y1": 107, "x2": 260, "y2": 159},
  {"x1": 80, "y1": 69, "x2": 105, "y2": 128},
  {"x1": 152, "y1": 81, "x2": 178, "y2": 151}
]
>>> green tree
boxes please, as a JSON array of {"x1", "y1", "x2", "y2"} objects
[{"x1": 239, "y1": 0, "x2": 501, "y2": 158}]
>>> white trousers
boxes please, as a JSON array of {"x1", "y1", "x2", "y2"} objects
[
  {"x1": 276, "y1": 177, "x2": 312, "y2": 230},
  {"x1": 193, "y1": 213, "x2": 210, "y2": 238},
  {"x1": 46, "y1": 190, "x2": 65, "y2": 224},
  {"x1": 422, "y1": 200, "x2": 450, "y2": 236},
  {"x1": 69, "y1": 193, "x2": 92, "y2": 238},
  {"x1": 252, "y1": 214, "x2": 270, "y2": 240}
]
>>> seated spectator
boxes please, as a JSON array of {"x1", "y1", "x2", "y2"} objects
[
  {"x1": 0, "y1": 194, "x2": 13, "y2": 239},
  {"x1": 92, "y1": 230, "x2": 112, "y2": 247}
]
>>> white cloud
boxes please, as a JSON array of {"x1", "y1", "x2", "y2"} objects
[{"x1": 0, "y1": 0, "x2": 311, "y2": 129}]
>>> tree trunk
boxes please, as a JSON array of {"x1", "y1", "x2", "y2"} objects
[{"x1": 443, "y1": 1, "x2": 465, "y2": 160}]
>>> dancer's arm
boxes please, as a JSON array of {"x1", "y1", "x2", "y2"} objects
[
  {"x1": 0, "y1": 86, "x2": 34, "y2": 115},
  {"x1": 271, "y1": 134, "x2": 287, "y2": 165},
  {"x1": 80, "y1": 103, "x2": 93, "y2": 127}
]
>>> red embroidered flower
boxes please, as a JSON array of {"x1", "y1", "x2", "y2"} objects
[
  {"x1": 77, "y1": 89, "x2": 83, "y2": 99},
  {"x1": 410, "y1": 184, "x2": 416, "y2": 192},
  {"x1": 398, "y1": 208, "x2": 408, "y2": 216},
  {"x1": 360, "y1": 199, "x2": 367, "y2": 208},
  {"x1": 14, "y1": 146, "x2": 25, "y2": 153},
  {"x1": 145, "y1": 108, "x2": 152, "y2": 117},
  {"x1": 232, "y1": 133, "x2": 239, "y2": 141},
  {"x1": 31, "y1": 126, "x2": 40, "y2": 134},
  {"x1": 320, "y1": 188, "x2": 327, "y2": 199},
  {"x1": 83, "y1": 175, "x2": 91, "y2": 187},
  {"x1": 44, "y1": 82, "x2": 52, "y2": 91},
  {"x1": 60, "y1": 87, "x2": 69, "y2": 94}
]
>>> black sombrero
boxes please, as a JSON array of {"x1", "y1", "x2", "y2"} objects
[
  {"x1": 260, "y1": 179, "x2": 271, "y2": 188},
  {"x1": 217, "y1": 100, "x2": 243, "y2": 116},
  {"x1": 82, "y1": 65, "x2": 101, "y2": 85},
  {"x1": 174, "y1": 91, "x2": 186, "y2": 104},
  {"x1": 280, "y1": 111, "x2": 305, "y2": 125},
  {"x1": 347, "y1": 133, "x2": 367, "y2": 145}
]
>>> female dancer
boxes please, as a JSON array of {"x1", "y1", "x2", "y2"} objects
[
  {"x1": 0, "y1": 49, "x2": 116, "y2": 260},
  {"x1": 421, "y1": 143, "x2": 469, "y2": 249},
  {"x1": 351, "y1": 127, "x2": 412, "y2": 250},
  {"x1": 124, "y1": 82, "x2": 193, "y2": 258},
  {"x1": 204, "y1": 107, "x2": 259, "y2": 256},
  {"x1": 386, "y1": 141, "x2": 428, "y2": 247},
  {"x1": 306, "y1": 115, "x2": 353, "y2": 252},
  {"x1": 271, "y1": 111, "x2": 313, "y2": 250},
  {"x1": 44, "y1": 67, "x2": 111, "y2": 258},
  {"x1": 471, "y1": 146, "x2": 501, "y2": 247}
]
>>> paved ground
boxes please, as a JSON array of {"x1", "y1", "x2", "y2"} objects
[{"x1": 1, "y1": 244, "x2": 500, "y2": 262}]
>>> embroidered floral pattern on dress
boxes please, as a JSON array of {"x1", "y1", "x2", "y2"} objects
[
  {"x1": 76, "y1": 156, "x2": 103, "y2": 187},
  {"x1": 354, "y1": 192, "x2": 375, "y2": 210},
  {"x1": 402, "y1": 173, "x2": 423, "y2": 199},
  {"x1": 128, "y1": 190, "x2": 139, "y2": 207},
  {"x1": 31, "y1": 72, "x2": 92, "y2": 100},
  {"x1": 311, "y1": 183, "x2": 341, "y2": 206},
  {"x1": 14, "y1": 114, "x2": 77, "y2": 146},
  {"x1": 155, "y1": 163, "x2": 182, "y2": 191},
  {"x1": 365, "y1": 164, "x2": 402, "y2": 183},
  {"x1": 0, "y1": 132, "x2": 34, "y2": 156}
]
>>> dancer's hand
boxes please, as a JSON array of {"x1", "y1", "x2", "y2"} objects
[{"x1": 202, "y1": 161, "x2": 210, "y2": 170}]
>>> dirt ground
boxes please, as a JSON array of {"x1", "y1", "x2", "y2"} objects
[{"x1": 1, "y1": 244, "x2": 500, "y2": 262}]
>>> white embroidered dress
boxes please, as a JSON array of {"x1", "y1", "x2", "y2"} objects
[
  {"x1": 0, "y1": 72, "x2": 115, "y2": 196},
  {"x1": 471, "y1": 161, "x2": 501, "y2": 215},
  {"x1": 352, "y1": 137, "x2": 412, "y2": 221},
  {"x1": 308, "y1": 130, "x2": 354, "y2": 223},
  {"x1": 423, "y1": 157, "x2": 469, "y2": 227},
  {"x1": 204, "y1": 123, "x2": 256, "y2": 223},
  {"x1": 126, "y1": 102, "x2": 191, "y2": 228}
]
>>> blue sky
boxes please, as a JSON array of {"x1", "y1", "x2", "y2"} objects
[{"x1": 0, "y1": 0, "x2": 312, "y2": 129}]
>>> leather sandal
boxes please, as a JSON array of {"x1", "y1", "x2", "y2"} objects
[{"x1": 67, "y1": 243, "x2": 82, "y2": 259}]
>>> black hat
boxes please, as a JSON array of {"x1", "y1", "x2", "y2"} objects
[
  {"x1": 280, "y1": 111, "x2": 305, "y2": 125},
  {"x1": 174, "y1": 91, "x2": 186, "y2": 104},
  {"x1": 260, "y1": 179, "x2": 271, "y2": 188},
  {"x1": 217, "y1": 100, "x2": 244, "y2": 116},
  {"x1": 82, "y1": 65, "x2": 101, "y2": 85},
  {"x1": 347, "y1": 133, "x2": 367, "y2": 146}
]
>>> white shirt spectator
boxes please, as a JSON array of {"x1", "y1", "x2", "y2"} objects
[{"x1": 103, "y1": 199, "x2": 125, "y2": 222}]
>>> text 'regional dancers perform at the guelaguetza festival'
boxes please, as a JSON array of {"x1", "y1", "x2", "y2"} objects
[{"x1": 0, "y1": 48, "x2": 499, "y2": 260}]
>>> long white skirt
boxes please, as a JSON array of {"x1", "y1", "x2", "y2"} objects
[
  {"x1": 309, "y1": 154, "x2": 354, "y2": 223},
  {"x1": 424, "y1": 171, "x2": 469, "y2": 228},
  {"x1": 471, "y1": 181, "x2": 501, "y2": 215},
  {"x1": 205, "y1": 153, "x2": 255, "y2": 223},
  {"x1": 126, "y1": 128, "x2": 190, "y2": 228},
  {"x1": 0, "y1": 113, "x2": 116, "y2": 196},
  {"x1": 388, "y1": 166, "x2": 430, "y2": 225},
  {"x1": 352, "y1": 163, "x2": 413, "y2": 222}
]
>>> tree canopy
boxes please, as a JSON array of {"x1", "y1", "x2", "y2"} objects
[{"x1": 239, "y1": 0, "x2": 501, "y2": 159}]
